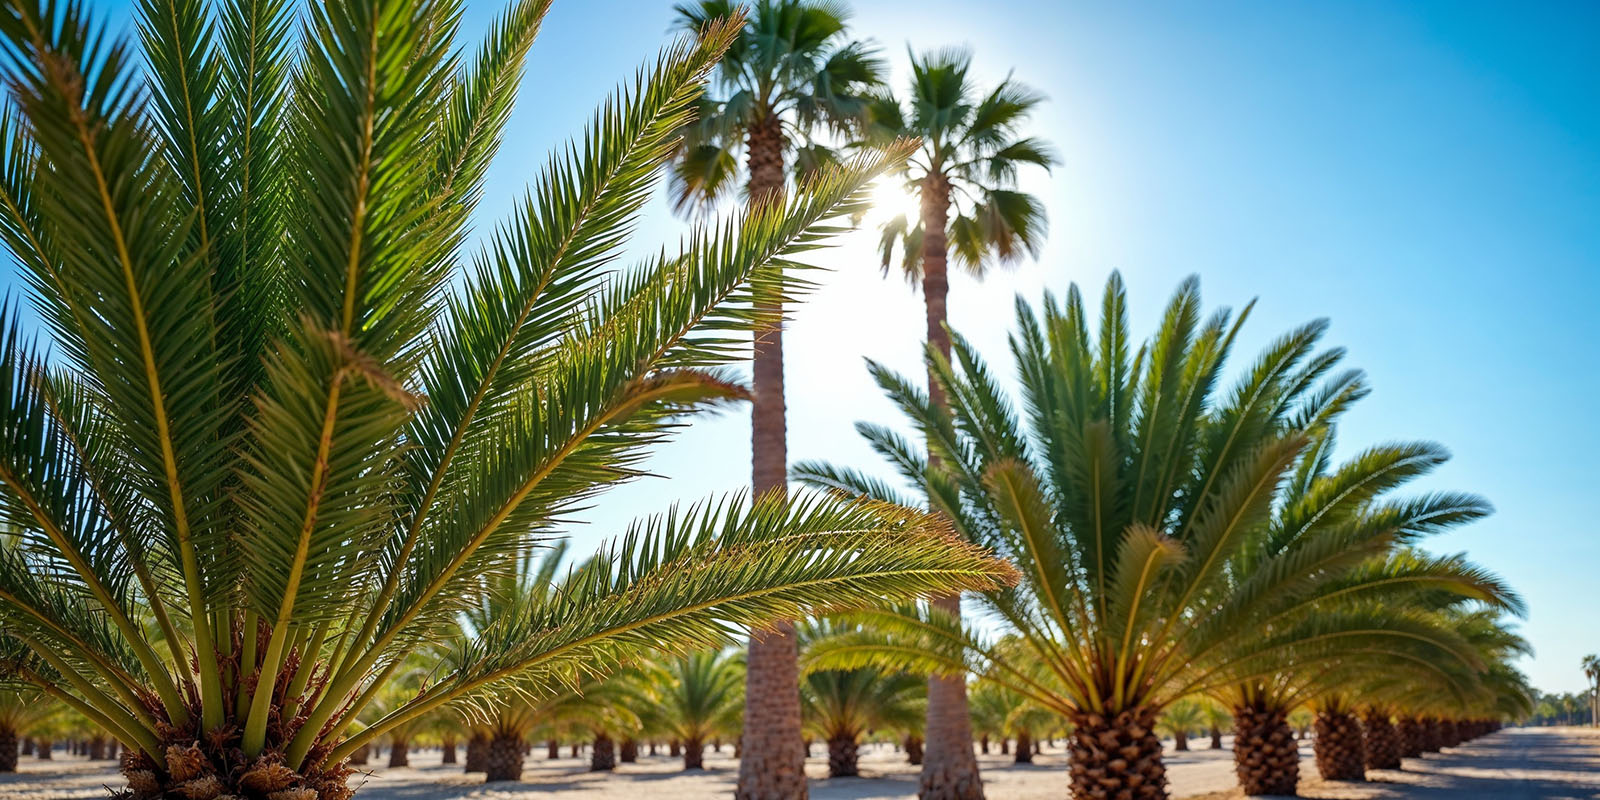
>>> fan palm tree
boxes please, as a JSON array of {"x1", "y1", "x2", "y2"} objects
[
  {"x1": 0, "y1": 4, "x2": 1014, "y2": 798},
  {"x1": 798, "y1": 274, "x2": 1511, "y2": 800},
  {"x1": 670, "y1": 5, "x2": 884, "y2": 797},
  {"x1": 861, "y1": 47, "x2": 1055, "y2": 800},
  {"x1": 1581, "y1": 655, "x2": 1599, "y2": 727}
]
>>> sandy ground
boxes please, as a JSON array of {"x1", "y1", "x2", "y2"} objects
[{"x1": 2, "y1": 727, "x2": 1594, "y2": 800}]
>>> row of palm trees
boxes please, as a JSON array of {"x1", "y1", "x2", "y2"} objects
[{"x1": 0, "y1": 3, "x2": 1531, "y2": 800}]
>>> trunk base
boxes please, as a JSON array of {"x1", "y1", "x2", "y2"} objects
[
  {"x1": 1313, "y1": 711, "x2": 1365, "y2": 781},
  {"x1": 826, "y1": 736, "x2": 858, "y2": 778},
  {"x1": 484, "y1": 734, "x2": 524, "y2": 782},
  {"x1": 1232, "y1": 705, "x2": 1298, "y2": 796},
  {"x1": 0, "y1": 728, "x2": 16, "y2": 772},
  {"x1": 591, "y1": 735, "x2": 615, "y2": 772},
  {"x1": 1067, "y1": 709, "x2": 1167, "y2": 800},
  {"x1": 1362, "y1": 712, "x2": 1402, "y2": 770}
]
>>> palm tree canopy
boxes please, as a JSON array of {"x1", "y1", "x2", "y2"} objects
[
  {"x1": 868, "y1": 47, "x2": 1057, "y2": 282},
  {"x1": 797, "y1": 273, "x2": 1518, "y2": 720},
  {"x1": 0, "y1": 2, "x2": 1012, "y2": 796},
  {"x1": 670, "y1": 0, "x2": 884, "y2": 212}
]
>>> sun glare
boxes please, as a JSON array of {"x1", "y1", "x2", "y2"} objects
[{"x1": 865, "y1": 179, "x2": 920, "y2": 227}]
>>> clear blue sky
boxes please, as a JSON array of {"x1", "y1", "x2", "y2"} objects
[{"x1": 56, "y1": 1, "x2": 1600, "y2": 694}]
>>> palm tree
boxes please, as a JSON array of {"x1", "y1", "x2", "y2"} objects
[
  {"x1": 0, "y1": 3, "x2": 1015, "y2": 798},
  {"x1": 636, "y1": 649, "x2": 745, "y2": 770},
  {"x1": 670, "y1": 5, "x2": 884, "y2": 797},
  {"x1": 798, "y1": 621, "x2": 925, "y2": 778},
  {"x1": 1581, "y1": 655, "x2": 1599, "y2": 727},
  {"x1": 862, "y1": 47, "x2": 1055, "y2": 800},
  {"x1": 798, "y1": 274, "x2": 1513, "y2": 800},
  {"x1": 0, "y1": 686, "x2": 55, "y2": 772},
  {"x1": 1158, "y1": 700, "x2": 1205, "y2": 753}
]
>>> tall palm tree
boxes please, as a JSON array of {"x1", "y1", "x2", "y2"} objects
[
  {"x1": 0, "y1": 3, "x2": 1014, "y2": 798},
  {"x1": 1581, "y1": 655, "x2": 1599, "y2": 727},
  {"x1": 863, "y1": 47, "x2": 1055, "y2": 800},
  {"x1": 671, "y1": 4, "x2": 884, "y2": 798},
  {"x1": 798, "y1": 274, "x2": 1513, "y2": 800}
]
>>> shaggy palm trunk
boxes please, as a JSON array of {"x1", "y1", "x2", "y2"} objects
[
  {"x1": 464, "y1": 734, "x2": 487, "y2": 773},
  {"x1": 36, "y1": 738, "x2": 51, "y2": 759},
  {"x1": 684, "y1": 736, "x2": 704, "y2": 770},
  {"x1": 737, "y1": 111, "x2": 806, "y2": 800},
  {"x1": 88, "y1": 736, "x2": 107, "y2": 760},
  {"x1": 21, "y1": 736, "x2": 32, "y2": 756},
  {"x1": 1440, "y1": 720, "x2": 1461, "y2": 748},
  {"x1": 484, "y1": 734, "x2": 524, "y2": 782},
  {"x1": 620, "y1": 738, "x2": 638, "y2": 763},
  {"x1": 1174, "y1": 730, "x2": 1189, "y2": 752},
  {"x1": 571, "y1": 743, "x2": 580, "y2": 758},
  {"x1": 979, "y1": 734, "x2": 990, "y2": 754},
  {"x1": 1313, "y1": 711, "x2": 1365, "y2": 781},
  {"x1": 547, "y1": 740, "x2": 559, "y2": 759},
  {"x1": 670, "y1": 739, "x2": 682, "y2": 759},
  {"x1": 1067, "y1": 709, "x2": 1165, "y2": 800},
  {"x1": 1013, "y1": 730, "x2": 1032, "y2": 765},
  {"x1": 388, "y1": 738, "x2": 409, "y2": 768},
  {"x1": 905, "y1": 735, "x2": 924, "y2": 765},
  {"x1": 591, "y1": 734, "x2": 616, "y2": 772},
  {"x1": 1232, "y1": 705, "x2": 1298, "y2": 796},
  {"x1": 1421, "y1": 718, "x2": 1442, "y2": 752},
  {"x1": 1397, "y1": 717, "x2": 1424, "y2": 758},
  {"x1": 441, "y1": 735, "x2": 456, "y2": 764},
  {"x1": 913, "y1": 172, "x2": 983, "y2": 800},
  {"x1": 1363, "y1": 711, "x2": 1401, "y2": 770},
  {"x1": 826, "y1": 735, "x2": 858, "y2": 777},
  {"x1": 1210, "y1": 726, "x2": 1223, "y2": 750},
  {"x1": 0, "y1": 726, "x2": 15, "y2": 772}
]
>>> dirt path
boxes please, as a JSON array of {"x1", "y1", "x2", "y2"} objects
[{"x1": 2, "y1": 728, "x2": 1594, "y2": 800}]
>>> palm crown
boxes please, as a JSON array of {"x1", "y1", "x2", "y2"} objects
[
  {"x1": 869, "y1": 47, "x2": 1057, "y2": 283},
  {"x1": 798, "y1": 273, "x2": 1520, "y2": 799},
  {"x1": 670, "y1": 0, "x2": 884, "y2": 212},
  {"x1": 0, "y1": 2, "x2": 1011, "y2": 798}
]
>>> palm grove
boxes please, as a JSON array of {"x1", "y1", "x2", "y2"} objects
[{"x1": 0, "y1": 2, "x2": 1532, "y2": 800}]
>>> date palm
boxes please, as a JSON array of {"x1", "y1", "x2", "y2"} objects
[
  {"x1": 1582, "y1": 654, "x2": 1599, "y2": 727},
  {"x1": 798, "y1": 274, "x2": 1512, "y2": 800},
  {"x1": 0, "y1": 3, "x2": 1013, "y2": 799},
  {"x1": 798, "y1": 622, "x2": 925, "y2": 778},
  {"x1": 862, "y1": 47, "x2": 1056, "y2": 800},
  {"x1": 0, "y1": 685, "x2": 54, "y2": 771},
  {"x1": 670, "y1": 4, "x2": 884, "y2": 798},
  {"x1": 632, "y1": 649, "x2": 745, "y2": 770}
]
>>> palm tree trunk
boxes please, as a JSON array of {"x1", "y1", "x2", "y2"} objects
[
  {"x1": 0, "y1": 725, "x2": 16, "y2": 772},
  {"x1": 684, "y1": 736, "x2": 704, "y2": 770},
  {"x1": 464, "y1": 733, "x2": 487, "y2": 772},
  {"x1": 979, "y1": 734, "x2": 989, "y2": 755},
  {"x1": 37, "y1": 738, "x2": 51, "y2": 759},
  {"x1": 20, "y1": 736, "x2": 31, "y2": 756},
  {"x1": 87, "y1": 736, "x2": 106, "y2": 760},
  {"x1": 905, "y1": 735, "x2": 924, "y2": 765},
  {"x1": 388, "y1": 737, "x2": 409, "y2": 768},
  {"x1": 1421, "y1": 717, "x2": 1442, "y2": 752},
  {"x1": 1396, "y1": 716, "x2": 1424, "y2": 758},
  {"x1": 827, "y1": 735, "x2": 858, "y2": 777},
  {"x1": 914, "y1": 170, "x2": 983, "y2": 800},
  {"x1": 1013, "y1": 730, "x2": 1032, "y2": 764},
  {"x1": 1067, "y1": 709, "x2": 1166, "y2": 800},
  {"x1": 1174, "y1": 729, "x2": 1189, "y2": 752},
  {"x1": 620, "y1": 738, "x2": 638, "y2": 763},
  {"x1": 1209, "y1": 725, "x2": 1223, "y2": 750},
  {"x1": 484, "y1": 733, "x2": 525, "y2": 782},
  {"x1": 1313, "y1": 710, "x2": 1365, "y2": 781},
  {"x1": 441, "y1": 734, "x2": 457, "y2": 764},
  {"x1": 1362, "y1": 710, "x2": 1401, "y2": 770},
  {"x1": 670, "y1": 739, "x2": 682, "y2": 758},
  {"x1": 591, "y1": 733, "x2": 616, "y2": 772},
  {"x1": 547, "y1": 739, "x2": 559, "y2": 760},
  {"x1": 736, "y1": 111, "x2": 807, "y2": 800},
  {"x1": 1232, "y1": 704, "x2": 1298, "y2": 796}
]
